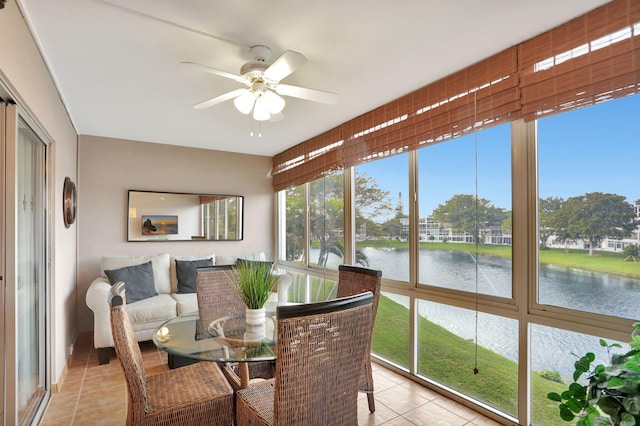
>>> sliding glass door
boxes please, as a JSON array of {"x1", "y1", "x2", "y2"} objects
[{"x1": 2, "y1": 102, "x2": 50, "y2": 425}]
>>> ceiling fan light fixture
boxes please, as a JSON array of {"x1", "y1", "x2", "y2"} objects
[
  {"x1": 234, "y1": 91, "x2": 256, "y2": 115},
  {"x1": 252, "y1": 95, "x2": 271, "y2": 121},
  {"x1": 263, "y1": 90, "x2": 285, "y2": 115}
]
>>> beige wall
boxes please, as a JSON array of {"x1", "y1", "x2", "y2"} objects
[
  {"x1": 0, "y1": 3, "x2": 79, "y2": 387},
  {"x1": 77, "y1": 135, "x2": 275, "y2": 332}
]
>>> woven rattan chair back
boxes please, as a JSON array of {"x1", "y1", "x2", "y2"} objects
[
  {"x1": 110, "y1": 281, "x2": 235, "y2": 425},
  {"x1": 235, "y1": 292, "x2": 374, "y2": 425},
  {"x1": 195, "y1": 265, "x2": 243, "y2": 337},
  {"x1": 109, "y1": 282, "x2": 149, "y2": 424},
  {"x1": 337, "y1": 264, "x2": 382, "y2": 413},
  {"x1": 195, "y1": 266, "x2": 275, "y2": 390}
]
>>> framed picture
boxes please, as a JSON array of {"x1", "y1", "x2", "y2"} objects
[{"x1": 141, "y1": 215, "x2": 178, "y2": 235}]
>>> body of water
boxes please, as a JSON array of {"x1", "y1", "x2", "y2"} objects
[{"x1": 312, "y1": 246, "x2": 640, "y2": 379}]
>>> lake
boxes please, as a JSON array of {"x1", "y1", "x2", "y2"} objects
[{"x1": 313, "y1": 246, "x2": 640, "y2": 378}]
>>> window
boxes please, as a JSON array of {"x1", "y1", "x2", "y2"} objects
[
  {"x1": 308, "y1": 172, "x2": 344, "y2": 269},
  {"x1": 354, "y1": 154, "x2": 409, "y2": 281},
  {"x1": 281, "y1": 171, "x2": 345, "y2": 269},
  {"x1": 372, "y1": 292, "x2": 410, "y2": 369},
  {"x1": 529, "y1": 324, "x2": 627, "y2": 425},
  {"x1": 417, "y1": 124, "x2": 512, "y2": 298},
  {"x1": 283, "y1": 184, "x2": 305, "y2": 264},
  {"x1": 417, "y1": 300, "x2": 518, "y2": 418},
  {"x1": 537, "y1": 94, "x2": 640, "y2": 319}
]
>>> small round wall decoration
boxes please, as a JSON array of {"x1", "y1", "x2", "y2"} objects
[{"x1": 63, "y1": 177, "x2": 77, "y2": 228}]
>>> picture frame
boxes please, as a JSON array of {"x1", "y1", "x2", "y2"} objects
[{"x1": 141, "y1": 215, "x2": 178, "y2": 235}]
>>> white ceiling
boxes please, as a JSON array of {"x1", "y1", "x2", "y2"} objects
[{"x1": 17, "y1": 0, "x2": 609, "y2": 157}]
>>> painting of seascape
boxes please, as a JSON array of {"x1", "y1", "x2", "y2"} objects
[{"x1": 141, "y1": 215, "x2": 178, "y2": 235}]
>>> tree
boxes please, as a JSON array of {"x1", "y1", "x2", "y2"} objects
[
  {"x1": 432, "y1": 194, "x2": 507, "y2": 243},
  {"x1": 284, "y1": 185, "x2": 305, "y2": 262},
  {"x1": 382, "y1": 217, "x2": 405, "y2": 240},
  {"x1": 557, "y1": 192, "x2": 637, "y2": 256},
  {"x1": 354, "y1": 174, "x2": 392, "y2": 221},
  {"x1": 538, "y1": 196, "x2": 564, "y2": 249},
  {"x1": 284, "y1": 172, "x2": 392, "y2": 266}
]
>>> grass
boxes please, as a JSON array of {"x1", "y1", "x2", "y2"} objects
[{"x1": 372, "y1": 294, "x2": 568, "y2": 425}]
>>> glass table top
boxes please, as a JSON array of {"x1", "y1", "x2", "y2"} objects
[{"x1": 152, "y1": 311, "x2": 277, "y2": 363}]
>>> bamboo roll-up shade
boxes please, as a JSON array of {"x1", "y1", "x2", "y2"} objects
[
  {"x1": 520, "y1": 0, "x2": 640, "y2": 121},
  {"x1": 272, "y1": 127, "x2": 343, "y2": 191},
  {"x1": 342, "y1": 83, "x2": 520, "y2": 167},
  {"x1": 341, "y1": 47, "x2": 520, "y2": 167}
]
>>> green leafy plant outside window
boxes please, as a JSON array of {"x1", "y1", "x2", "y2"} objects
[{"x1": 547, "y1": 323, "x2": 640, "y2": 426}]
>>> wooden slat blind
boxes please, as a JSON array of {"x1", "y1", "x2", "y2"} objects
[
  {"x1": 272, "y1": 0, "x2": 640, "y2": 191},
  {"x1": 272, "y1": 127, "x2": 343, "y2": 192},
  {"x1": 341, "y1": 48, "x2": 520, "y2": 168},
  {"x1": 519, "y1": 0, "x2": 640, "y2": 121}
]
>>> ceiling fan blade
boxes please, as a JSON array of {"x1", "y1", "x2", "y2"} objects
[
  {"x1": 263, "y1": 50, "x2": 307, "y2": 82},
  {"x1": 181, "y1": 62, "x2": 248, "y2": 85},
  {"x1": 275, "y1": 84, "x2": 340, "y2": 105},
  {"x1": 193, "y1": 88, "x2": 248, "y2": 109}
]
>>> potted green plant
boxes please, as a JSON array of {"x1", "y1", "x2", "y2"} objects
[
  {"x1": 227, "y1": 260, "x2": 278, "y2": 325},
  {"x1": 547, "y1": 323, "x2": 640, "y2": 425}
]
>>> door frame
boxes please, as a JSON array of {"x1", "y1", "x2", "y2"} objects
[{"x1": 2, "y1": 101, "x2": 52, "y2": 425}]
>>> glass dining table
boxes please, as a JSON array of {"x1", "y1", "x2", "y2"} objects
[{"x1": 152, "y1": 304, "x2": 279, "y2": 389}]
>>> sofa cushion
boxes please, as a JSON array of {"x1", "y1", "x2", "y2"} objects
[
  {"x1": 104, "y1": 261, "x2": 157, "y2": 304},
  {"x1": 176, "y1": 258, "x2": 214, "y2": 293},
  {"x1": 171, "y1": 293, "x2": 199, "y2": 316},
  {"x1": 126, "y1": 294, "x2": 177, "y2": 325},
  {"x1": 169, "y1": 254, "x2": 216, "y2": 293},
  {"x1": 101, "y1": 253, "x2": 171, "y2": 294}
]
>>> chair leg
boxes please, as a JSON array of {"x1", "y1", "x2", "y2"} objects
[{"x1": 367, "y1": 392, "x2": 375, "y2": 413}]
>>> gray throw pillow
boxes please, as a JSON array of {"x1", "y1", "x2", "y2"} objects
[
  {"x1": 176, "y1": 258, "x2": 214, "y2": 294},
  {"x1": 104, "y1": 261, "x2": 157, "y2": 304}
]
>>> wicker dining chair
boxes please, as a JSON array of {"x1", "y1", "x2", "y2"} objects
[
  {"x1": 337, "y1": 264, "x2": 382, "y2": 413},
  {"x1": 235, "y1": 292, "x2": 374, "y2": 425},
  {"x1": 108, "y1": 281, "x2": 234, "y2": 426},
  {"x1": 195, "y1": 266, "x2": 275, "y2": 390}
]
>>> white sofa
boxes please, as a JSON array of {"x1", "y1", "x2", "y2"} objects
[{"x1": 85, "y1": 252, "x2": 288, "y2": 364}]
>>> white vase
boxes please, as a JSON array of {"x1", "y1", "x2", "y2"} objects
[
  {"x1": 245, "y1": 307, "x2": 267, "y2": 341},
  {"x1": 245, "y1": 307, "x2": 266, "y2": 325}
]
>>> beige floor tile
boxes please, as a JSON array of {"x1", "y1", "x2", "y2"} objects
[
  {"x1": 469, "y1": 415, "x2": 506, "y2": 426},
  {"x1": 400, "y1": 381, "x2": 441, "y2": 401},
  {"x1": 72, "y1": 403, "x2": 127, "y2": 426},
  {"x1": 402, "y1": 401, "x2": 468, "y2": 426},
  {"x1": 80, "y1": 373, "x2": 127, "y2": 393},
  {"x1": 432, "y1": 396, "x2": 484, "y2": 422},
  {"x1": 62, "y1": 367, "x2": 85, "y2": 382},
  {"x1": 40, "y1": 414, "x2": 74, "y2": 426},
  {"x1": 358, "y1": 398, "x2": 403, "y2": 425},
  {"x1": 42, "y1": 395, "x2": 78, "y2": 420},
  {"x1": 380, "y1": 416, "x2": 419, "y2": 426},
  {"x1": 75, "y1": 385, "x2": 126, "y2": 414},
  {"x1": 375, "y1": 384, "x2": 430, "y2": 415},
  {"x1": 55, "y1": 379, "x2": 83, "y2": 399}
]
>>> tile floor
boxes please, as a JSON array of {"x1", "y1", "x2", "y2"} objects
[{"x1": 40, "y1": 332, "x2": 503, "y2": 425}]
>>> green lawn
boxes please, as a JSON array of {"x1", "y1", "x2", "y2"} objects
[{"x1": 373, "y1": 295, "x2": 567, "y2": 425}]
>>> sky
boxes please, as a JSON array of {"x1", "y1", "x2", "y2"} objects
[{"x1": 356, "y1": 94, "x2": 640, "y2": 221}]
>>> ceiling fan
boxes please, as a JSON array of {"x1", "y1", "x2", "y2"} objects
[{"x1": 183, "y1": 45, "x2": 339, "y2": 121}]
